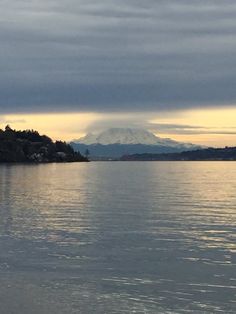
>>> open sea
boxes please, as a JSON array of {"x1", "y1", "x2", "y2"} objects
[{"x1": 0, "y1": 162, "x2": 236, "y2": 313}]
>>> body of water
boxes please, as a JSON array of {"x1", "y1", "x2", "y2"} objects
[{"x1": 0, "y1": 162, "x2": 236, "y2": 313}]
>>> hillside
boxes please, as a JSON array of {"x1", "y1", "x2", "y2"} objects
[{"x1": 0, "y1": 126, "x2": 88, "y2": 163}]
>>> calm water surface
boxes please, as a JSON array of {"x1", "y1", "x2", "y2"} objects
[{"x1": 0, "y1": 162, "x2": 236, "y2": 313}]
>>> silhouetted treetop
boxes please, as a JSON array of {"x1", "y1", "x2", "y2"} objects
[{"x1": 0, "y1": 126, "x2": 88, "y2": 163}]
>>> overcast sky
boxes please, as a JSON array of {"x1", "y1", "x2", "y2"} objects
[
  {"x1": 1, "y1": 0, "x2": 236, "y2": 146},
  {"x1": 1, "y1": 0, "x2": 236, "y2": 113}
]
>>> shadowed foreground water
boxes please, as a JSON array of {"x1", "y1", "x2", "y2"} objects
[{"x1": 0, "y1": 162, "x2": 236, "y2": 313}]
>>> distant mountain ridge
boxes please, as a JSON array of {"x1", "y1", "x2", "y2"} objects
[
  {"x1": 71, "y1": 128, "x2": 202, "y2": 159},
  {"x1": 76, "y1": 128, "x2": 194, "y2": 147}
]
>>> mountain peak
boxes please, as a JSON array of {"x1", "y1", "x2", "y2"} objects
[
  {"x1": 75, "y1": 128, "x2": 185, "y2": 146},
  {"x1": 71, "y1": 128, "x2": 203, "y2": 158}
]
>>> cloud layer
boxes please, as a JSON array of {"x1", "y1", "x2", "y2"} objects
[{"x1": 1, "y1": 0, "x2": 236, "y2": 113}]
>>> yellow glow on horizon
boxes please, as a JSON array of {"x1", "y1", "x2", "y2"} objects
[
  {"x1": 150, "y1": 107, "x2": 236, "y2": 147},
  {"x1": 150, "y1": 107, "x2": 236, "y2": 127},
  {"x1": 1, "y1": 107, "x2": 236, "y2": 146},
  {"x1": 0, "y1": 113, "x2": 101, "y2": 141}
]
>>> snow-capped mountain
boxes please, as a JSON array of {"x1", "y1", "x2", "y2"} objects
[
  {"x1": 71, "y1": 128, "x2": 202, "y2": 159},
  {"x1": 74, "y1": 128, "x2": 195, "y2": 148}
]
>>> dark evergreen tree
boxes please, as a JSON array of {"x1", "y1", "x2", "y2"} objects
[{"x1": 0, "y1": 126, "x2": 88, "y2": 163}]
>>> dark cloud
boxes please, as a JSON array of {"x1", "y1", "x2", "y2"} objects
[
  {"x1": 147, "y1": 123, "x2": 236, "y2": 135},
  {"x1": 86, "y1": 116, "x2": 236, "y2": 136},
  {"x1": 1, "y1": 0, "x2": 236, "y2": 113}
]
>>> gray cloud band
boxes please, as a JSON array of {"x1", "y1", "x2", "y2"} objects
[{"x1": 0, "y1": 0, "x2": 236, "y2": 113}]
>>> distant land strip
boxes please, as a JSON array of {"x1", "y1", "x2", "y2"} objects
[{"x1": 121, "y1": 147, "x2": 236, "y2": 161}]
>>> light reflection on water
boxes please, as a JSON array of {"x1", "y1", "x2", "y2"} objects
[{"x1": 0, "y1": 162, "x2": 236, "y2": 313}]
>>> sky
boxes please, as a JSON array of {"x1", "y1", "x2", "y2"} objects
[{"x1": 0, "y1": 0, "x2": 236, "y2": 146}]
